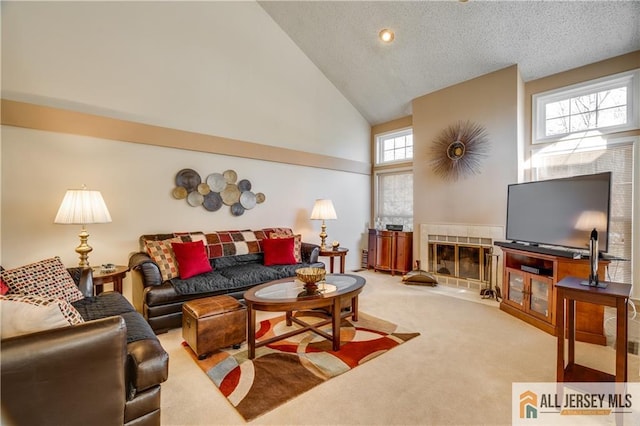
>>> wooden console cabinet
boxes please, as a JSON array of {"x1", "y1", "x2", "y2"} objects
[
  {"x1": 367, "y1": 229, "x2": 413, "y2": 275},
  {"x1": 498, "y1": 245, "x2": 609, "y2": 345}
]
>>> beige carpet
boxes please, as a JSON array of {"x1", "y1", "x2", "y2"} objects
[{"x1": 157, "y1": 270, "x2": 639, "y2": 425}]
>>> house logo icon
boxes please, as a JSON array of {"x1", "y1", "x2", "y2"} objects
[{"x1": 520, "y1": 390, "x2": 538, "y2": 419}]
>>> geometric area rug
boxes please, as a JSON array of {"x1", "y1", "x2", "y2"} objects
[{"x1": 183, "y1": 311, "x2": 420, "y2": 421}]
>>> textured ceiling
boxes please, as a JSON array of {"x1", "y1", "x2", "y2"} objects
[{"x1": 259, "y1": 1, "x2": 640, "y2": 125}]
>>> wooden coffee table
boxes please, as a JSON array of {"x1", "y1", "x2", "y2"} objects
[{"x1": 243, "y1": 274, "x2": 366, "y2": 359}]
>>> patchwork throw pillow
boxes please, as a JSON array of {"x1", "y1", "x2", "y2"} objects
[
  {"x1": 262, "y1": 237, "x2": 297, "y2": 266},
  {"x1": 145, "y1": 237, "x2": 182, "y2": 281},
  {"x1": 1, "y1": 256, "x2": 84, "y2": 303},
  {"x1": 270, "y1": 232, "x2": 302, "y2": 263},
  {"x1": 0, "y1": 293, "x2": 85, "y2": 339},
  {"x1": 171, "y1": 240, "x2": 213, "y2": 279}
]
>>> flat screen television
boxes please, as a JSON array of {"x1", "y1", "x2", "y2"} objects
[{"x1": 505, "y1": 172, "x2": 611, "y2": 254}]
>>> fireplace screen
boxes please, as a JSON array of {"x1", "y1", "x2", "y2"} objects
[{"x1": 428, "y1": 243, "x2": 491, "y2": 283}]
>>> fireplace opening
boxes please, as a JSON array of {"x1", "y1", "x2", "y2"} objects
[{"x1": 428, "y1": 242, "x2": 492, "y2": 285}]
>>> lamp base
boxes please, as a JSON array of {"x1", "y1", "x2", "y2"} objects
[
  {"x1": 579, "y1": 280, "x2": 608, "y2": 289},
  {"x1": 75, "y1": 226, "x2": 93, "y2": 267},
  {"x1": 319, "y1": 220, "x2": 328, "y2": 250}
]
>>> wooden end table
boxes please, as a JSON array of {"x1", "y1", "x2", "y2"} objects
[
  {"x1": 319, "y1": 247, "x2": 349, "y2": 273},
  {"x1": 92, "y1": 265, "x2": 129, "y2": 295},
  {"x1": 556, "y1": 276, "x2": 631, "y2": 383}
]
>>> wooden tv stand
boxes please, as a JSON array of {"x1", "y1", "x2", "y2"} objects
[{"x1": 497, "y1": 244, "x2": 609, "y2": 345}]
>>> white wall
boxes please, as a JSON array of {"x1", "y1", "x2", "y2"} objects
[
  {"x1": 2, "y1": 1, "x2": 369, "y2": 161},
  {"x1": 1, "y1": 2, "x2": 371, "y2": 300}
]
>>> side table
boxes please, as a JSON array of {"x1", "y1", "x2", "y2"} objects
[
  {"x1": 92, "y1": 265, "x2": 129, "y2": 295},
  {"x1": 319, "y1": 247, "x2": 349, "y2": 273},
  {"x1": 556, "y1": 276, "x2": 631, "y2": 383}
]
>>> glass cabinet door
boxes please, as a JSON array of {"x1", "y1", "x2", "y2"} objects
[
  {"x1": 529, "y1": 277, "x2": 551, "y2": 320},
  {"x1": 507, "y1": 271, "x2": 524, "y2": 306}
]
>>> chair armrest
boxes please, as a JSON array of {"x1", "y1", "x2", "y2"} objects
[
  {"x1": 1, "y1": 317, "x2": 127, "y2": 426},
  {"x1": 301, "y1": 242, "x2": 320, "y2": 264},
  {"x1": 126, "y1": 338, "x2": 169, "y2": 397}
]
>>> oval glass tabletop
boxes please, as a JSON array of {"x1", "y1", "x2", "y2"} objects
[{"x1": 251, "y1": 274, "x2": 364, "y2": 301}]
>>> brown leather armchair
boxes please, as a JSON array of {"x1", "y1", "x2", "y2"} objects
[{"x1": 1, "y1": 268, "x2": 168, "y2": 426}]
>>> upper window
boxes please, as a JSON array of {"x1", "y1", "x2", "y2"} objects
[
  {"x1": 376, "y1": 128, "x2": 413, "y2": 164},
  {"x1": 533, "y1": 69, "x2": 639, "y2": 143}
]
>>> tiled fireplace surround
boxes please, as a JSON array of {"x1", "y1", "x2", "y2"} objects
[{"x1": 419, "y1": 223, "x2": 505, "y2": 292}]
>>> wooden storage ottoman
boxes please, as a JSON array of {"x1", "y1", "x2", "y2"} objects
[{"x1": 182, "y1": 295, "x2": 246, "y2": 359}]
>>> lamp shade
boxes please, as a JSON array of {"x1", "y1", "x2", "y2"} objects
[
  {"x1": 310, "y1": 199, "x2": 337, "y2": 220},
  {"x1": 574, "y1": 210, "x2": 607, "y2": 231},
  {"x1": 54, "y1": 188, "x2": 112, "y2": 225}
]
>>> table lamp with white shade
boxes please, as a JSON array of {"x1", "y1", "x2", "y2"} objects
[
  {"x1": 310, "y1": 199, "x2": 337, "y2": 250},
  {"x1": 54, "y1": 185, "x2": 112, "y2": 267}
]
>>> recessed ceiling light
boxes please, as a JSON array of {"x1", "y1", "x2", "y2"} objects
[{"x1": 379, "y1": 29, "x2": 395, "y2": 43}]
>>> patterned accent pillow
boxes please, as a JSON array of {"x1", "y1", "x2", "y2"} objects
[
  {"x1": 270, "y1": 232, "x2": 302, "y2": 263},
  {"x1": 1, "y1": 257, "x2": 84, "y2": 303},
  {"x1": 0, "y1": 293, "x2": 85, "y2": 339},
  {"x1": 145, "y1": 237, "x2": 182, "y2": 281}
]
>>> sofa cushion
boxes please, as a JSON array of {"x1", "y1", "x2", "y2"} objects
[
  {"x1": 171, "y1": 240, "x2": 212, "y2": 279},
  {"x1": 145, "y1": 237, "x2": 182, "y2": 281},
  {"x1": 270, "y1": 232, "x2": 302, "y2": 263},
  {"x1": 1, "y1": 256, "x2": 84, "y2": 303},
  {"x1": 72, "y1": 293, "x2": 156, "y2": 343},
  {"x1": 1, "y1": 293, "x2": 84, "y2": 339},
  {"x1": 262, "y1": 237, "x2": 297, "y2": 266},
  {"x1": 169, "y1": 270, "x2": 234, "y2": 296},
  {"x1": 72, "y1": 292, "x2": 136, "y2": 320},
  {"x1": 218, "y1": 263, "x2": 281, "y2": 285}
]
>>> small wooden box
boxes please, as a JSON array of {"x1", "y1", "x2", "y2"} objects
[{"x1": 182, "y1": 295, "x2": 246, "y2": 359}]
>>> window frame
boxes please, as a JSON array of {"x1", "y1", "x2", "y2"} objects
[
  {"x1": 375, "y1": 127, "x2": 414, "y2": 165},
  {"x1": 532, "y1": 69, "x2": 640, "y2": 144}
]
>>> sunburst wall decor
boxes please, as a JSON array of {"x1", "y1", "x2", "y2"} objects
[{"x1": 429, "y1": 120, "x2": 490, "y2": 181}]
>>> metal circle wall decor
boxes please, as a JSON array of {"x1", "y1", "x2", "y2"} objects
[
  {"x1": 173, "y1": 169, "x2": 265, "y2": 215},
  {"x1": 429, "y1": 120, "x2": 490, "y2": 181}
]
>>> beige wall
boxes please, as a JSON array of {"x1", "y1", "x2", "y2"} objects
[
  {"x1": 0, "y1": 2, "x2": 372, "y2": 300},
  {"x1": 412, "y1": 65, "x2": 522, "y2": 236}
]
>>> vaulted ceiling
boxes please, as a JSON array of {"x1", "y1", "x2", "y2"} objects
[{"x1": 260, "y1": 1, "x2": 640, "y2": 125}]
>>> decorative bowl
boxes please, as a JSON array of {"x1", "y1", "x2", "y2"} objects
[{"x1": 296, "y1": 267, "x2": 326, "y2": 295}]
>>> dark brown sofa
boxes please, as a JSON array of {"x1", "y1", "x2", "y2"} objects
[
  {"x1": 1, "y1": 268, "x2": 169, "y2": 426},
  {"x1": 129, "y1": 228, "x2": 324, "y2": 334}
]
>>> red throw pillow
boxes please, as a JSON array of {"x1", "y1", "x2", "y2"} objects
[
  {"x1": 171, "y1": 240, "x2": 213, "y2": 279},
  {"x1": 0, "y1": 277, "x2": 9, "y2": 295},
  {"x1": 262, "y1": 237, "x2": 297, "y2": 266}
]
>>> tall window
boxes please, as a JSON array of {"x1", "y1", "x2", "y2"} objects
[
  {"x1": 374, "y1": 128, "x2": 413, "y2": 230},
  {"x1": 533, "y1": 69, "x2": 639, "y2": 143},
  {"x1": 376, "y1": 128, "x2": 413, "y2": 164},
  {"x1": 375, "y1": 169, "x2": 413, "y2": 230},
  {"x1": 530, "y1": 136, "x2": 635, "y2": 284}
]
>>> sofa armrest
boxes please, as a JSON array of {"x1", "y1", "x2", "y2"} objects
[
  {"x1": 129, "y1": 252, "x2": 163, "y2": 287},
  {"x1": 301, "y1": 242, "x2": 320, "y2": 264},
  {"x1": 67, "y1": 266, "x2": 95, "y2": 298},
  {"x1": 1, "y1": 316, "x2": 128, "y2": 426}
]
